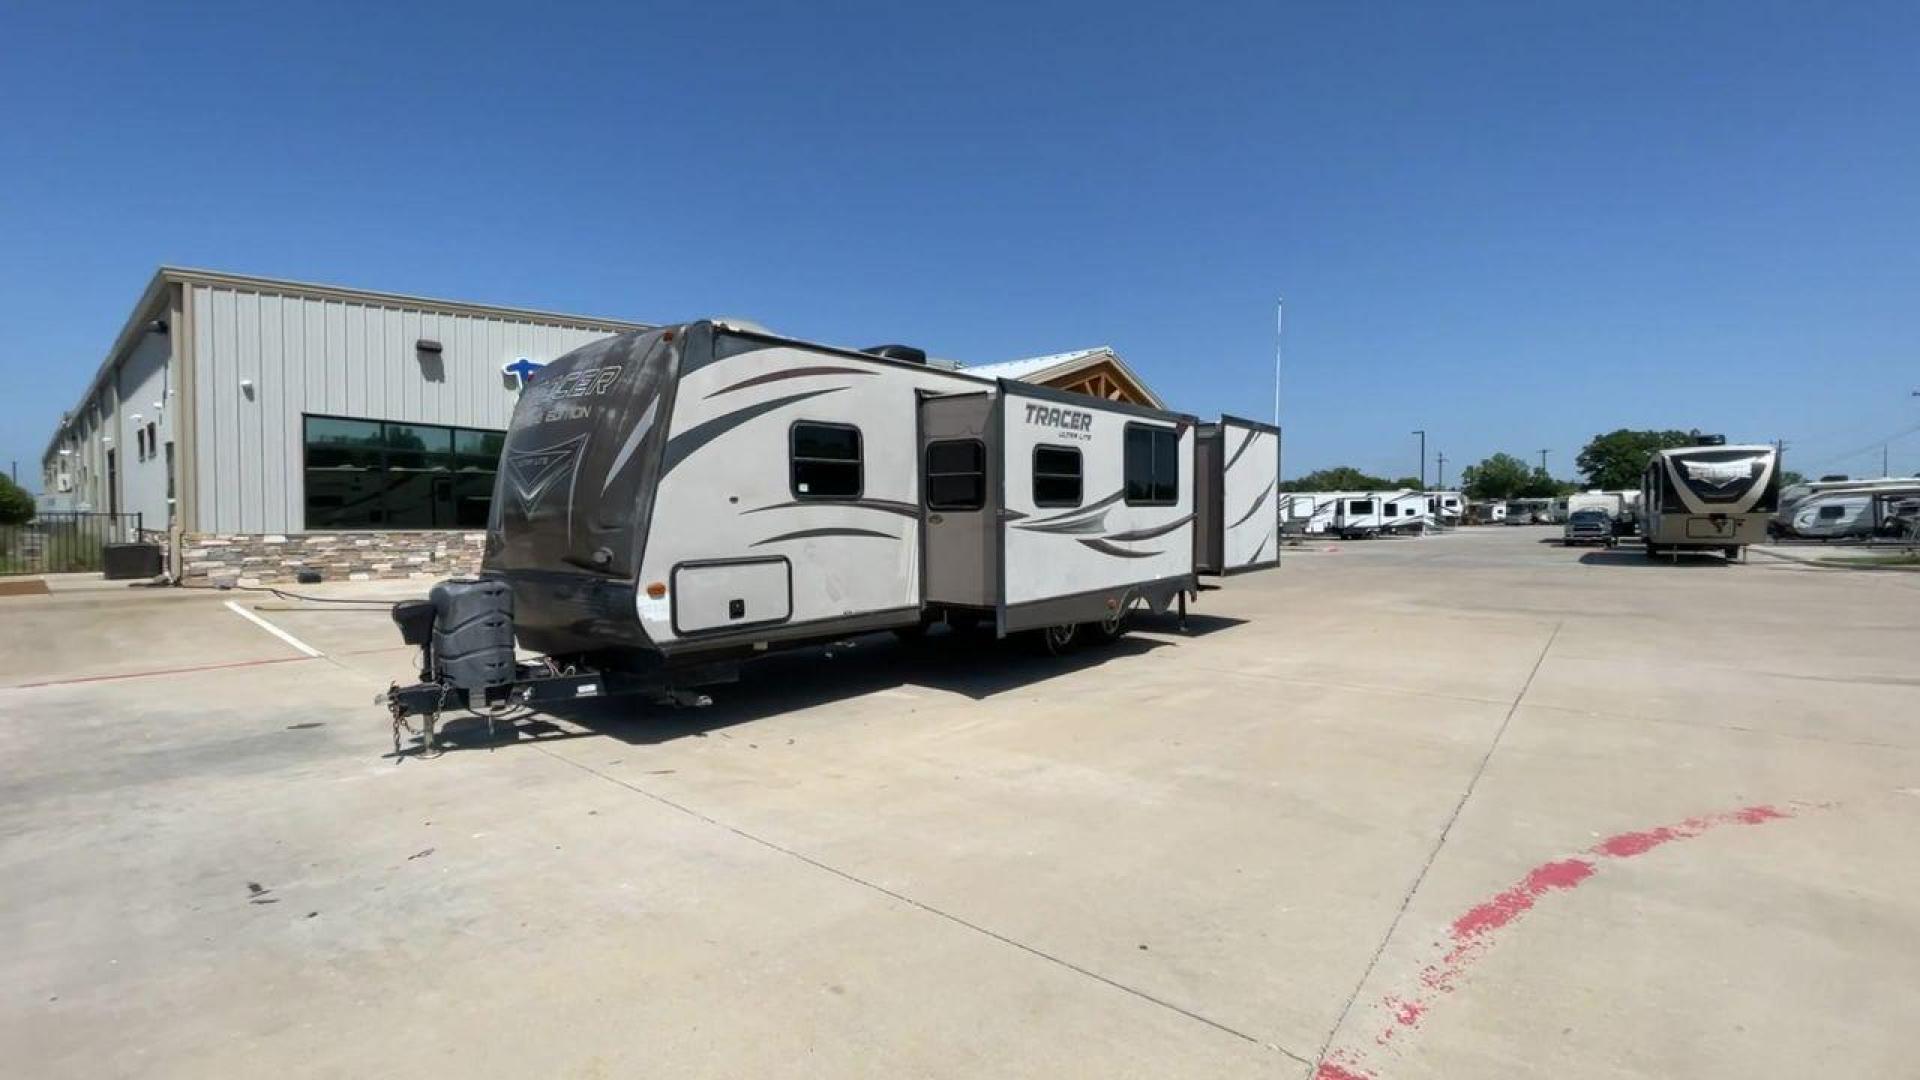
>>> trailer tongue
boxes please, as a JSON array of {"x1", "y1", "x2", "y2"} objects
[{"x1": 381, "y1": 578, "x2": 712, "y2": 756}]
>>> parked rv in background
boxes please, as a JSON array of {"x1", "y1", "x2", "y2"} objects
[
  {"x1": 1778, "y1": 483, "x2": 1920, "y2": 542},
  {"x1": 1333, "y1": 495, "x2": 1385, "y2": 538},
  {"x1": 1381, "y1": 490, "x2": 1431, "y2": 534},
  {"x1": 1639, "y1": 443, "x2": 1780, "y2": 560},
  {"x1": 1279, "y1": 492, "x2": 1323, "y2": 535},
  {"x1": 1426, "y1": 491, "x2": 1464, "y2": 525}
]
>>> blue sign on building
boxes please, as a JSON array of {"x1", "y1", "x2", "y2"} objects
[{"x1": 502, "y1": 357, "x2": 546, "y2": 388}]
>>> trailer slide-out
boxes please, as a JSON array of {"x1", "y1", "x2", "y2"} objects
[{"x1": 383, "y1": 321, "x2": 1267, "y2": 745}]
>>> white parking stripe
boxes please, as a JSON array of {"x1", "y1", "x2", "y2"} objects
[{"x1": 223, "y1": 600, "x2": 325, "y2": 659}]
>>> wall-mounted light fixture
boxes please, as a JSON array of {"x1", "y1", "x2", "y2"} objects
[
  {"x1": 416, "y1": 339, "x2": 443, "y2": 354},
  {"x1": 147, "y1": 318, "x2": 169, "y2": 335}
]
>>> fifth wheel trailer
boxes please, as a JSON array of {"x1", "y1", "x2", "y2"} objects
[
  {"x1": 1194, "y1": 416, "x2": 1280, "y2": 574},
  {"x1": 1639, "y1": 443, "x2": 1780, "y2": 560}
]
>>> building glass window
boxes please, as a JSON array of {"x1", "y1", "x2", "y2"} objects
[
  {"x1": 1033, "y1": 445, "x2": 1083, "y2": 508},
  {"x1": 925, "y1": 439, "x2": 985, "y2": 511},
  {"x1": 303, "y1": 415, "x2": 504, "y2": 529},
  {"x1": 791, "y1": 422, "x2": 862, "y2": 500},
  {"x1": 1123, "y1": 424, "x2": 1179, "y2": 505}
]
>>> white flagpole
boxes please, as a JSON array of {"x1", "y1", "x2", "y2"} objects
[{"x1": 1273, "y1": 297, "x2": 1284, "y2": 480}]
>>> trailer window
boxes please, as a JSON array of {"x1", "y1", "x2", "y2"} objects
[
  {"x1": 1123, "y1": 424, "x2": 1179, "y2": 505},
  {"x1": 925, "y1": 439, "x2": 985, "y2": 511},
  {"x1": 1384, "y1": 504, "x2": 1398, "y2": 516},
  {"x1": 791, "y1": 422, "x2": 862, "y2": 500},
  {"x1": 1348, "y1": 499, "x2": 1371, "y2": 514},
  {"x1": 1033, "y1": 446, "x2": 1083, "y2": 507},
  {"x1": 1817, "y1": 505, "x2": 1846, "y2": 520}
]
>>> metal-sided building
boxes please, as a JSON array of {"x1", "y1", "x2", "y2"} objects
[{"x1": 42, "y1": 268, "x2": 642, "y2": 583}]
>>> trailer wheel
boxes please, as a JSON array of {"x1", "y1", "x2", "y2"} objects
[
  {"x1": 1644, "y1": 542, "x2": 1662, "y2": 560},
  {"x1": 1083, "y1": 608, "x2": 1130, "y2": 646},
  {"x1": 1724, "y1": 546, "x2": 1741, "y2": 561},
  {"x1": 1033, "y1": 623, "x2": 1079, "y2": 656}
]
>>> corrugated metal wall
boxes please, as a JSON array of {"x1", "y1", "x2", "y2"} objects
[{"x1": 188, "y1": 283, "x2": 625, "y2": 533}]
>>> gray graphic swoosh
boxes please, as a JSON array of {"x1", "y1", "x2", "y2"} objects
[
  {"x1": 601, "y1": 395, "x2": 659, "y2": 494},
  {"x1": 743, "y1": 498, "x2": 920, "y2": 518},
  {"x1": 1224, "y1": 428, "x2": 1257, "y2": 474},
  {"x1": 751, "y1": 527, "x2": 897, "y2": 547},
  {"x1": 1022, "y1": 488, "x2": 1124, "y2": 526},
  {"x1": 706, "y1": 366, "x2": 875, "y2": 399},
  {"x1": 1104, "y1": 513, "x2": 1195, "y2": 543},
  {"x1": 1228, "y1": 488, "x2": 1272, "y2": 530},
  {"x1": 1016, "y1": 510, "x2": 1111, "y2": 535},
  {"x1": 661, "y1": 387, "x2": 845, "y2": 477},
  {"x1": 1077, "y1": 538, "x2": 1162, "y2": 559}
]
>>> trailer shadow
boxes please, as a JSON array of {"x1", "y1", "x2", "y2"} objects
[
  {"x1": 1577, "y1": 549, "x2": 1733, "y2": 568},
  {"x1": 411, "y1": 611, "x2": 1248, "y2": 754}
]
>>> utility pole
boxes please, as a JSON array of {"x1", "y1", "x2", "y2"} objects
[
  {"x1": 1412, "y1": 430, "x2": 1426, "y2": 489},
  {"x1": 1538, "y1": 449, "x2": 1550, "y2": 474},
  {"x1": 1436, "y1": 452, "x2": 1448, "y2": 489}
]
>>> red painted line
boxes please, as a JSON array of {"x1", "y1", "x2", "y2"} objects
[
  {"x1": 1315, "y1": 801, "x2": 1822, "y2": 1080},
  {"x1": 11, "y1": 654, "x2": 314, "y2": 688}
]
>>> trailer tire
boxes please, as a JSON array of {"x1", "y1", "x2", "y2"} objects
[
  {"x1": 1083, "y1": 609, "x2": 1130, "y2": 646},
  {"x1": 1031, "y1": 623, "x2": 1079, "y2": 656},
  {"x1": 1725, "y1": 546, "x2": 1741, "y2": 561},
  {"x1": 1644, "y1": 542, "x2": 1662, "y2": 560}
]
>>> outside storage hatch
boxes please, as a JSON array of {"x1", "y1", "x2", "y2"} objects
[{"x1": 671, "y1": 558, "x2": 791, "y2": 635}]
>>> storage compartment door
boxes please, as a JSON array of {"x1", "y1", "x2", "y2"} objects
[{"x1": 672, "y1": 557, "x2": 792, "y2": 635}]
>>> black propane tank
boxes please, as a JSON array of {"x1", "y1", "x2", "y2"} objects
[{"x1": 428, "y1": 578, "x2": 516, "y2": 691}]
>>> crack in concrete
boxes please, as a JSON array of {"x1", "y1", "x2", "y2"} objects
[
  {"x1": 1310, "y1": 620, "x2": 1563, "y2": 1071},
  {"x1": 533, "y1": 744, "x2": 1315, "y2": 1069}
]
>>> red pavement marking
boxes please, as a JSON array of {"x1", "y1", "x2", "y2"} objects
[
  {"x1": 1314, "y1": 802, "x2": 1821, "y2": 1080},
  {"x1": 11, "y1": 654, "x2": 314, "y2": 688}
]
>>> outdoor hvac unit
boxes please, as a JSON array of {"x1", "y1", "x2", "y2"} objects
[{"x1": 102, "y1": 543, "x2": 163, "y2": 580}]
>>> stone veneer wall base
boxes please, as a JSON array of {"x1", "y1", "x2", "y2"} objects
[{"x1": 180, "y1": 531, "x2": 485, "y2": 586}]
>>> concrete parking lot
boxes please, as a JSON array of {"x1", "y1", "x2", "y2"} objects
[{"x1": 3, "y1": 527, "x2": 1916, "y2": 1079}]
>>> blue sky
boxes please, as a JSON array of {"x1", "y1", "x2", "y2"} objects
[{"x1": 4, "y1": 1, "x2": 1918, "y2": 490}]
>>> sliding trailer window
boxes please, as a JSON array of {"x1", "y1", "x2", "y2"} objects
[
  {"x1": 1033, "y1": 445, "x2": 1083, "y2": 508},
  {"x1": 791, "y1": 421, "x2": 863, "y2": 500},
  {"x1": 925, "y1": 439, "x2": 986, "y2": 511},
  {"x1": 1123, "y1": 423, "x2": 1179, "y2": 506}
]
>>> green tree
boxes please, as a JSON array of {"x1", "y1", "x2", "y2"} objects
[
  {"x1": 1517, "y1": 468, "x2": 1576, "y2": 499},
  {"x1": 1779, "y1": 469, "x2": 1807, "y2": 487},
  {"x1": 1280, "y1": 466, "x2": 1394, "y2": 492},
  {"x1": 1389, "y1": 476, "x2": 1424, "y2": 490},
  {"x1": 0, "y1": 474, "x2": 34, "y2": 526},
  {"x1": 1460, "y1": 453, "x2": 1535, "y2": 500},
  {"x1": 1575, "y1": 429, "x2": 1696, "y2": 489}
]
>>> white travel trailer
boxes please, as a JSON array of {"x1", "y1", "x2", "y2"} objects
[
  {"x1": 1783, "y1": 484, "x2": 1920, "y2": 541},
  {"x1": 375, "y1": 316, "x2": 1275, "y2": 744},
  {"x1": 1786, "y1": 492, "x2": 1873, "y2": 541},
  {"x1": 482, "y1": 322, "x2": 1215, "y2": 666},
  {"x1": 1333, "y1": 494, "x2": 1386, "y2": 538},
  {"x1": 1566, "y1": 491, "x2": 1624, "y2": 519},
  {"x1": 1279, "y1": 492, "x2": 1324, "y2": 535},
  {"x1": 1426, "y1": 491, "x2": 1464, "y2": 525},
  {"x1": 1194, "y1": 416, "x2": 1281, "y2": 574},
  {"x1": 1639, "y1": 444, "x2": 1780, "y2": 559},
  {"x1": 1381, "y1": 490, "x2": 1431, "y2": 534}
]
